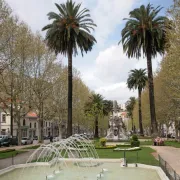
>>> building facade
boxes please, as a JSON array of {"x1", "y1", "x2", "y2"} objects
[{"x1": 0, "y1": 109, "x2": 59, "y2": 138}]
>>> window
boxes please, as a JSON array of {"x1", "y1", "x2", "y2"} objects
[
  {"x1": 34, "y1": 123, "x2": 36, "y2": 128},
  {"x1": 2, "y1": 114, "x2": 6, "y2": 123},
  {"x1": 1, "y1": 129, "x2": 6, "y2": 135},
  {"x1": 30, "y1": 123, "x2": 32, "y2": 128},
  {"x1": 49, "y1": 122, "x2": 51, "y2": 127},
  {"x1": 23, "y1": 119, "x2": 26, "y2": 126},
  {"x1": 22, "y1": 130, "x2": 27, "y2": 137},
  {"x1": 46, "y1": 122, "x2": 47, "y2": 127}
]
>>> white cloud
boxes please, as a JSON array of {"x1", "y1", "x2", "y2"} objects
[
  {"x1": 6, "y1": 0, "x2": 86, "y2": 33},
  {"x1": 95, "y1": 82, "x2": 137, "y2": 103},
  {"x1": 95, "y1": 45, "x2": 136, "y2": 84},
  {"x1": 94, "y1": 45, "x2": 162, "y2": 85},
  {"x1": 91, "y1": 0, "x2": 138, "y2": 45},
  {"x1": 82, "y1": 44, "x2": 162, "y2": 102}
]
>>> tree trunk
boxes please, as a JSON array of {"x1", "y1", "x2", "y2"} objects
[
  {"x1": 10, "y1": 58, "x2": 14, "y2": 137},
  {"x1": 10, "y1": 99, "x2": 13, "y2": 136},
  {"x1": 10, "y1": 80, "x2": 14, "y2": 137},
  {"x1": 165, "y1": 123, "x2": 169, "y2": 140},
  {"x1": 158, "y1": 123, "x2": 162, "y2": 136},
  {"x1": 58, "y1": 126, "x2": 62, "y2": 139},
  {"x1": 17, "y1": 124, "x2": 21, "y2": 146},
  {"x1": 38, "y1": 103, "x2": 44, "y2": 143},
  {"x1": 77, "y1": 123, "x2": 80, "y2": 134},
  {"x1": 94, "y1": 116, "x2": 99, "y2": 138},
  {"x1": 131, "y1": 117, "x2": 134, "y2": 132},
  {"x1": 178, "y1": 121, "x2": 180, "y2": 142},
  {"x1": 38, "y1": 116, "x2": 44, "y2": 143},
  {"x1": 175, "y1": 121, "x2": 178, "y2": 141},
  {"x1": 138, "y1": 88, "x2": 144, "y2": 136},
  {"x1": 67, "y1": 50, "x2": 73, "y2": 137},
  {"x1": 147, "y1": 51, "x2": 158, "y2": 134},
  {"x1": 17, "y1": 115, "x2": 21, "y2": 146}
]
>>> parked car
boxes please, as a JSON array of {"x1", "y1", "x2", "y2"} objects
[
  {"x1": 44, "y1": 136, "x2": 50, "y2": 140},
  {"x1": 53, "y1": 136, "x2": 59, "y2": 142},
  {"x1": 21, "y1": 137, "x2": 33, "y2": 145},
  {"x1": 0, "y1": 135, "x2": 11, "y2": 147},
  {"x1": 10, "y1": 136, "x2": 18, "y2": 146},
  {"x1": 33, "y1": 136, "x2": 38, "y2": 140}
]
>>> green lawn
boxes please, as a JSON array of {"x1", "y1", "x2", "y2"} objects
[
  {"x1": 140, "y1": 140, "x2": 153, "y2": 146},
  {"x1": 138, "y1": 136, "x2": 152, "y2": 139},
  {"x1": 96, "y1": 147, "x2": 159, "y2": 166},
  {"x1": 0, "y1": 150, "x2": 27, "y2": 159},
  {"x1": 165, "y1": 141, "x2": 180, "y2": 148}
]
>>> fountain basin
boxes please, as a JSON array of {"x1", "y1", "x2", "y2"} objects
[{"x1": 0, "y1": 160, "x2": 168, "y2": 180}]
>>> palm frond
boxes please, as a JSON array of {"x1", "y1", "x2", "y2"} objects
[
  {"x1": 119, "y1": 3, "x2": 167, "y2": 59},
  {"x1": 47, "y1": 12, "x2": 60, "y2": 20},
  {"x1": 42, "y1": 0, "x2": 96, "y2": 56},
  {"x1": 127, "y1": 69, "x2": 148, "y2": 91}
]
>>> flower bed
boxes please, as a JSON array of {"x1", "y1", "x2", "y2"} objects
[
  {"x1": 153, "y1": 137, "x2": 164, "y2": 146},
  {"x1": 113, "y1": 147, "x2": 141, "y2": 151},
  {"x1": 95, "y1": 145, "x2": 117, "y2": 149},
  {"x1": 116, "y1": 144, "x2": 131, "y2": 148}
]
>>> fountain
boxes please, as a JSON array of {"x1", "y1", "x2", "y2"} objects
[
  {"x1": 0, "y1": 134, "x2": 168, "y2": 180},
  {"x1": 20, "y1": 134, "x2": 103, "y2": 179}
]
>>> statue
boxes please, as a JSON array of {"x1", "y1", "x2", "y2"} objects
[{"x1": 106, "y1": 101, "x2": 128, "y2": 141}]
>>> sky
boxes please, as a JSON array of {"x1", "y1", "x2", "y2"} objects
[{"x1": 5, "y1": 0, "x2": 173, "y2": 104}]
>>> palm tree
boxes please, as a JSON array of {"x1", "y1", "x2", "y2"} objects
[
  {"x1": 85, "y1": 93, "x2": 104, "y2": 138},
  {"x1": 42, "y1": 0, "x2": 96, "y2": 137},
  {"x1": 127, "y1": 69, "x2": 147, "y2": 136},
  {"x1": 120, "y1": 4, "x2": 167, "y2": 134},
  {"x1": 103, "y1": 100, "x2": 113, "y2": 116},
  {"x1": 125, "y1": 97, "x2": 136, "y2": 132}
]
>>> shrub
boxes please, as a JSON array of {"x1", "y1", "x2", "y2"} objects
[
  {"x1": 131, "y1": 135, "x2": 140, "y2": 147},
  {"x1": 99, "y1": 138, "x2": 107, "y2": 147},
  {"x1": 131, "y1": 140, "x2": 140, "y2": 147},
  {"x1": 132, "y1": 135, "x2": 138, "y2": 141}
]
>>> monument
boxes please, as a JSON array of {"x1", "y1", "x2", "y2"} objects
[{"x1": 106, "y1": 101, "x2": 128, "y2": 141}]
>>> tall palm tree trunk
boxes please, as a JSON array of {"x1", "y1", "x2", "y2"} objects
[
  {"x1": 147, "y1": 51, "x2": 158, "y2": 134},
  {"x1": 131, "y1": 117, "x2": 134, "y2": 132},
  {"x1": 67, "y1": 51, "x2": 73, "y2": 137},
  {"x1": 94, "y1": 115, "x2": 99, "y2": 138},
  {"x1": 138, "y1": 88, "x2": 144, "y2": 136}
]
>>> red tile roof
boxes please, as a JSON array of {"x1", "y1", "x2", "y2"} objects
[
  {"x1": 120, "y1": 112, "x2": 127, "y2": 116},
  {"x1": 26, "y1": 111, "x2": 38, "y2": 118}
]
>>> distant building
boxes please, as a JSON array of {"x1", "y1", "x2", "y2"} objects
[
  {"x1": 0, "y1": 109, "x2": 59, "y2": 138},
  {"x1": 120, "y1": 104, "x2": 126, "y2": 111}
]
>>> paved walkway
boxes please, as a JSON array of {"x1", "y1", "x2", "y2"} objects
[
  {"x1": 150, "y1": 146, "x2": 180, "y2": 175},
  {"x1": 0, "y1": 150, "x2": 35, "y2": 170}
]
